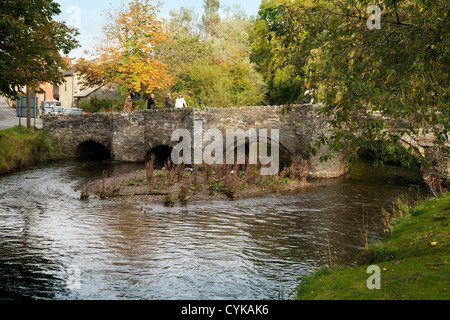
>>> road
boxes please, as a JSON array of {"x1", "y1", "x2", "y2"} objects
[{"x1": 0, "y1": 96, "x2": 43, "y2": 130}]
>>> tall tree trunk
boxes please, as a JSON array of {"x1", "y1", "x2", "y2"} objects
[{"x1": 26, "y1": 85, "x2": 31, "y2": 128}]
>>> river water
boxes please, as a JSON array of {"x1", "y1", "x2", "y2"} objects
[{"x1": 0, "y1": 159, "x2": 426, "y2": 300}]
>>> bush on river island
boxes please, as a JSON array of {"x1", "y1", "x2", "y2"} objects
[{"x1": 80, "y1": 155, "x2": 309, "y2": 205}]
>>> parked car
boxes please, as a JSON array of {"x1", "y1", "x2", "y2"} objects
[
  {"x1": 41, "y1": 101, "x2": 60, "y2": 115},
  {"x1": 62, "y1": 108, "x2": 84, "y2": 115},
  {"x1": 43, "y1": 106, "x2": 55, "y2": 114},
  {"x1": 51, "y1": 106, "x2": 64, "y2": 114}
]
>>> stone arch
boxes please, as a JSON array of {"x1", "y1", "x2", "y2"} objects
[
  {"x1": 223, "y1": 135, "x2": 294, "y2": 171},
  {"x1": 335, "y1": 136, "x2": 426, "y2": 181},
  {"x1": 337, "y1": 133, "x2": 449, "y2": 186},
  {"x1": 146, "y1": 145, "x2": 174, "y2": 168},
  {"x1": 354, "y1": 136, "x2": 425, "y2": 166},
  {"x1": 75, "y1": 140, "x2": 111, "y2": 160}
]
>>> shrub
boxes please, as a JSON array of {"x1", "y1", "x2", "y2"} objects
[{"x1": 162, "y1": 194, "x2": 175, "y2": 207}]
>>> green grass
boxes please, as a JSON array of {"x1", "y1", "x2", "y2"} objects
[
  {"x1": 0, "y1": 126, "x2": 63, "y2": 175},
  {"x1": 294, "y1": 192, "x2": 450, "y2": 300}
]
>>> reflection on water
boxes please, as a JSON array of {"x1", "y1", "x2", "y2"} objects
[{"x1": 0, "y1": 159, "x2": 427, "y2": 300}]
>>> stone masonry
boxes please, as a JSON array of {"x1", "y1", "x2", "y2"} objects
[
  {"x1": 42, "y1": 104, "x2": 348, "y2": 179},
  {"x1": 42, "y1": 104, "x2": 449, "y2": 184}
]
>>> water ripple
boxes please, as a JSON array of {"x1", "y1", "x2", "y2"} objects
[{"x1": 0, "y1": 159, "x2": 426, "y2": 299}]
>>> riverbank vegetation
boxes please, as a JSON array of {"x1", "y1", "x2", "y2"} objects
[
  {"x1": 79, "y1": 155, "x2": 309, "y2": 206},
  {"x1": 0, "y1": 126, "x2": 63, "y2": 175},
  {"x1": 294, "y1": 191, "x2": 450, "y2": 300}
]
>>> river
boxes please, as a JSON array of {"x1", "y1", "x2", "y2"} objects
[{"x1": 0, "y1": 158, "x2": 427, "y2": 300}]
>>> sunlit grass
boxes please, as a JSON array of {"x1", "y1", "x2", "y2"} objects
[
  {"x1": 294, "y1": 192, "x2": 450, "y2": 300},
  {"x1": 0, "y1": 126, "x2": 63, "y2": 175}
]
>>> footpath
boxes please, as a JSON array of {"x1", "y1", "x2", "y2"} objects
[{"x1": 0, "y1": 96, "x2": 43, "y2": 130}]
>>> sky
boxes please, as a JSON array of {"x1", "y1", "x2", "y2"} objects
[{"x1": 55, "y1": 0, "x2": 264, "y2": 59}]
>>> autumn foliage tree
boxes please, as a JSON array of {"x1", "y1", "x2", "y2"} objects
[{"x1": 75, "y1": 0, "x2": 173, "y2": 97}]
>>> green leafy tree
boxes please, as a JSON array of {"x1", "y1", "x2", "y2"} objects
[
  {"x1": 173, "y1": 61, "x2": 232, "y2": 108},
  {"x1": 251, "y1": 0, "x2": 323, "y2": 105},
  {"x1": 158, "y1": 7, "x2": 213, "y2": 77},
  {"x1": 260, "y1": 0, "x2": 449, "y2": 168},
  {"x1": 0, "y1": 0, "x2": 79, "y2": 126},
  {"x1": 157, "y1": 4, "x2": 266, "y2": 108},
  {"x1": 201, "y1": 0, "x2": 221, "y2": 38},
  {"x1": 213, "y1": 15, "x2": 267, "y2": 106},
  {"x1": 153, "y1": 7, "x2": 213, "y2": 105}
]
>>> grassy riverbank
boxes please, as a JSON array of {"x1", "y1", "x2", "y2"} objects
[
  {"x1": 0, "y1": 126, "x2": 63, "y2": 175},
  {"x1": 294, "y1": 191, "x2": 450, "y2": 300}
]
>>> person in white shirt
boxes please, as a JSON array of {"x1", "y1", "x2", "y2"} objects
[
  {"x1": 303, "y1": 88, "x2": 315, "y2": 104},
  {"x1": 175, "y1": 93, "x2": 187, "y2": 109}
]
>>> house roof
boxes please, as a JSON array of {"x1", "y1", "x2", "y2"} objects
[
  {"x1": 74, "y1": 86, "x2": 101, "y2": 98},
  {"x1": 61, "y1": 68, "x2": 76, "y2": 76}
]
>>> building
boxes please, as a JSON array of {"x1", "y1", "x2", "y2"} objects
[
  {"x1": 11, "y1": 56, "x2": 119, "y2": 111},
  {"x1": 74, "y1": 84, "x2": 120, "y2": 108},
  {"x1": 53, "y1": 59, "x2": 119, "y2": 108},
  {"x1": 37, "y1": 82, "x2": 54, "y2": 104}
]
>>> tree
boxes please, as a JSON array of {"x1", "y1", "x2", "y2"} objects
[
  {"x1": 157, "y1": 7, "x2": 213, "y2": 77},
  {"x1": 213, "y1": 16, "x2": 267, "y2": 106},
  {"x1": 251, "y1": 0, "x2": 324, "y2": 105},
  {"x1": 260, "y1": 0, "x2": 449, "y2": 168},
  {"x1": 0, "y1": 0, "x2": 79, "y2": 126},
  {"x1": 201, "y1": 0, "x2": 221, "y2": 38},
  {"x1": 173, "y1": 61, "x2": 232, "y2": 108},
  {"x1": 156, "y1": 4, "x2": 266, "y2": 108},
  {"x1": 75, "y1": 0, "x2": 173, "y2": 97}
]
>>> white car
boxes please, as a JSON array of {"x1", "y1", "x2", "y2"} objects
[
  {"x1": 51, "y1": 106, "x2": 64, "y2": 114},
  {"x1": 41, "y1": 101, "x2": 60, "y2": 115},
  {"x1": 62, "y1": 108, "x2": 84, "y2": 115}
]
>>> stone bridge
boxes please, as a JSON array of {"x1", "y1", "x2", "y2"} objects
[{"x1": 42, "y1": 104, "x2": 449, "y2": 184}]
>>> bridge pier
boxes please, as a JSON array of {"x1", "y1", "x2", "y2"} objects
[
  {"x1": 111, "y1": 112, "x2": 147, "y2": 162},
  {"x1": 423, "y1": 144, "x2": 450, "y2": 188}
]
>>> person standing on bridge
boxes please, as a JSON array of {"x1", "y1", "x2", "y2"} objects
[
  {"x1": 124, "y1": 95, "x2": 133, "y2": 112},
  {"x1": 165, "y1": 93, "x2": 173, "y2": 109},
  {"x1": 303, "y1": 88, "x2": 315, "y2": 104},
  {"x1": 147, "y1": 94, "x2": 155, "y2": 110},
  {"x1": 175, "y1": 93, "x2": 187, "y2": 109}
]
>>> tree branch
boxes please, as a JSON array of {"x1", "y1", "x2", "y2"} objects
[
  {"x1": 314, "y1": 6, "x2": 420, "y2": 29},
  {"x1": 393, "y1": 0, "x2": 401, "y2": 24}
]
